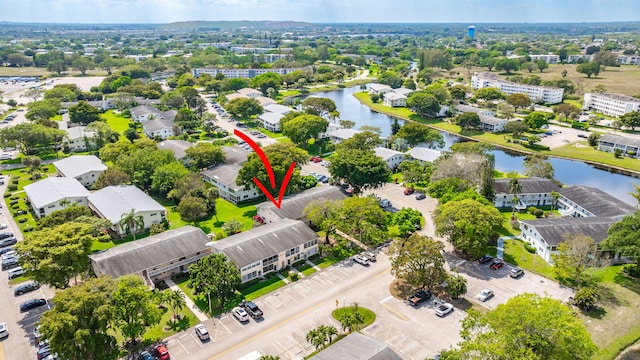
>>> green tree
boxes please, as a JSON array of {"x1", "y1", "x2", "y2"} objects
[
  {"x1": 504, "y1": 121, "x2": 529, "y2": 136},
  {"x1": 328, "y1": 148, "x2": 389, "y2": 195},
  {"x1": 506, "y1": 93, "x2": 531, "y2": 110},
  {"x1": 94, "y1": 168, "x2": 131, "y2": 189},
  {"x1": 37, "y1": 205, "x2": 92, "y2": 229},
  {"x1": 303, "y1": 199, "x2": 340, "y2": 243},
  {"x1": 85, "y1": 121, "x2": 119, "y2": 151},
  {"x1": 47, "y1": 59, "x2": 68, "y2": 75},
  {"x1": 165, "y1": 289, "x2": 186, "y2": 320},
  {"x1": 188, "y1": 253, "x2": 241, "y2": 309},
  {"x1": 536, "y1": 60, "x2": 549, "y2": 73},
  {"x1": 14, "y1": 222, "x2": 99, "y2": 289},
  {"x1": 39, "y1": 276, "x2": 119, "y2": 360},
  {"x1": 561, "y1": 69, "x2": 568, "y2": 78},
  {"x1": 398, "y1": 160, "x2": 433, "y2": 188},
  {"x1": 222, "y1": 219, "x2": 243, "y2": 236},
  {"x1": 507, "y1": 174, "x2": 523, "y2": 211},
  {"x1": 69, "y1": 101, "x2": 101, "y2": 125},
  {"x1": 445, "y1": 273, "x2": 468, "y2": 299},
  {"x1": 26, "y1": 99, "x2": 61, "y2": 122},
  {"x1": 23, "y1": 88, "x2": 44, "y2": 102},
  {"x1": 388, "y1": 233, "x2": 447, "y2": 290},
  {"x1": 114, "y1": 147, "x2": 175, "y2": 189},
  {"x1": 552, "y1": 234, "x2": 600, "y2": 287},
  {"x1": 449, "y1": 85, "x2": 467, "y2": 100},
  {"x1": 281, "y1": 114, "x2": 329, "y2": 149},
  {"x1": 388, "y1": 208, "x2": 423, "y2": 238},
  {"x1": 573, "y1": 286, "x2": 599, "y2": 310},
  {"x1": 421, "y1": 48, "x2": 453, "y2": 70},
  {"x1": 434, "y1": 199, "x2": 502, "y2": 259},
  {"x1": 301, "y1": 97, "x2": 337, "y2": 118},
  {"x1": 593, "y1": 50, "x2": 619, "y2": 71},
  {"x1": 553, "y1": 103, "x2": 580, "y2": 118},
  {"x1": 112, "y1": 275, "x2": 163, "y2": 345},
  {"x1": 395, "y1": 122, "x2": 444, "y2": 147},
  {"x1": 454, "y1": 112, "x2": 481, "y2": 131},
  {"x1": 149, "y1": 222, "x2": 166, "y2": 236},
  {"x1": 523, "y1": 111, "x2": 549, "y2": 129},
  {"x1": 494, "y1": 58, "x2": 520, "y2": 74},
  {"x1": 619, "y1": 111, "x2": 640, "y2": 131},
  {"x1": 337, "y1": 305, "x2": 366, "y2": 333},
  {"x1": 576, "y1": 62, "x2": 601, "y2": 78},
  {"x1": 406, "y1": 92, "x2": 441, "y2": 118},
  {"x1": 306, "y1": 327, "x2": 327, "y2": 350},
  {"x1": 339, "y1": 119, "x2": 356, "y2": 129},
  {"x1": 474, "y1": 87, "x2": 506, "y2": 101},
  {"x1": 522, "y1": 61, "x2": 537, "y2": 73},
  {"x1": 377, "y1": 72, "x2": 403, "y2": 88},
  {"x1": 336, "y1": 131, "x2": 383, "y2": 151},
  {"x1": 497, "y1": 102, "x2": 515, "y2": 119},
  {"x1": 226, "y1": 97, "x2": 263, "y2": 120},
  {"x1": 177, "y1": 195, "x2": 208, "y2": 223},
  {"x1": 602, "y1": 212, "x2": 640, "y2": 269},
  {"x1": 72, "y1": 57, "x2": 95, "y2": 76},
  {"x1": 449, "y1": 293, "x2": 597, "y2": 359},
  {"x1": 523, "y1": 154, "x2": 555, "y2": 179},
  {"x1": 250, "y1": 72, "x2": 282, "y2": 95},
  {"x1": 151, "y1": 162, "x2": 190, "y2": 194},
  {"x1": 119, "y1": 209, "x2": 144, "y2": 240}
]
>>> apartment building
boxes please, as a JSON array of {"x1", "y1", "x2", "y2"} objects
[
  {"x1": 192, "y1": 67, "x2": 307, "y2": 79},
  {"x1": 529, "y1": 54, "x2": 560, "y2": 64},
  {"x1": 583, "y1": 92, "x2": 640, "y2": 117},
  {"x1": 471, "y1": 73, "x2": 564, "y2": 104}
]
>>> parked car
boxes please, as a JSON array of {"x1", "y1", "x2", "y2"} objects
[
  {"x1": 311, "y1": 156, "x2": 322, "y2": 163},
  {"x1": 577, "y1": 133, "x2": 588, "y2": 138},
  {"x1": 489, "y1": 259, "x2": 504, "y2": 270},
  {"x1": 138, "y1": 351, "x2": 154, "y2": 360},
  {"x1": 379, "y1": 199, "x2": 391, "y2": 208},
  {"x1": 239, "y1": 300, "x2": 263, "y2": 319},
  {"x1": 0, "y1": 247, "x2": 12, "y2": 255},
  {"x1": 0, "y1": 232, "x2": 14, "y2": 240},
  {"x1": 435, "y1": 302, "x2": 454, "y2": 317},
  {"x1": 2, "y1": 258, "x2": 20, "y2": 271},
  {"x1": 153, "y1": 344, "x2": 171, "y2": 360},
  {"x1": 478, "y1": 255, "x2": 494, "y2": 264},
  {"x1": 19, "y1": 298, "x2": 46, "y2": 313},
  {"x1": 0, "y1": 237, "x2": 17, "y2": 248},
  {"x1": 36, "y1": 345, "x2": 51, "y2": 360},
  {"x1": 477, "y1": 289, "x2": 494, "y2": 302},
  {"x1": 7, "y1": 266, "x2": 22, "y2": 278},
  {"x1": 0, "y1": 322, "x2": 8, "y2": 339},
  {"x1": 407, "y1": 290, "x2": 432, "y2": 306},
  {"x1": 363, "y1": 251, "x2": 377, "y2": 262},
  {"x1": 33, "y1": 325, "x2": 42, "y2": 342},
  {"x1": 404, "y1": 188, "x2": 415, "y2": 195},
  {"x1": 415, "y1": 193, "x2": 426, "y2": 200},
  {"x1": 1, "y1": 250, "x2": 15, "y2": 260},
  {"x1": 195, "y1": 324, "x2": 210, "y2": 341},
  {"x1": 232, "y1": 307, "x2": 250, "y2": 322},
  {"x1": 510, "y1": 267, "x2": 524, "y2": 278},
  {"x1": 0, "y1": 224, "x2": 7, "y2": 230},
  {"x1": 14, "y1": 281, "x2": 40, "y2": 296},
  {"x1": 352, "y1": 255, "x2": 370, "y2": 266}
]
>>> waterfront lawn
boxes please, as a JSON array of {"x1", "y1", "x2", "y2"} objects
[
  {"x1": 551, "y1": 142, "x2": 640, "y2": 172},
  {"x1": 502, "y1": 238, "x2": 556, "y2": 279}
]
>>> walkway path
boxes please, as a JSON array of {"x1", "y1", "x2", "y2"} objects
[
  {"x1": 497, "y1": 236, "x2": 520, "y2": 260},
  {"x1": 164, "y1": 278, "x2": 209, "y2": 322},
  {"x1": 334, "y1": 229, "x2": 368, "y2": 250}
]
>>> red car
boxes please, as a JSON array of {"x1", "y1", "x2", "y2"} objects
[
  {"x1": 404, "y1": 188, "x2": 415, "y2": 195},
  {"x1": 153, "y1": 344, "x2": 171, "y2": 360},
  {"x1": 489, "y1": 260, "x2": 504, "y2": 270},
  {"x1": 311, "y1": 156, "x2": 322, "y2": 163}
]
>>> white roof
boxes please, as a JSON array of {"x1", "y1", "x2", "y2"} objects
[
  {"x1": 88, "y1": 186, "x2": 165, "y2": 224},
  {"x1": 258, "y1": 112, "x2": 284, "y2": 125},
  {"x1": 225, "y1": 93, "x2": 244, "y2": 101},
  {"x1": 368, "y1": 83, "x2": 392, "y2": 91},
  {"x1": 406, "y1": 147, "x2": 442, "y2": 162},
  {"x1": 374, "y1": 147, "x2": 403, "y2": 161},
  {"x1": 263, "y1": 103, "x2": 293, "y2": 114},
  {"x1": 328, "y1": 128, "x2": 361, "y2": 140},
  {"x1": 384, "y1": 92, "x2": 406, "y2": 100},
  {"x1": 54, "y1": 155, "x2": 107, "y2": 179},
  {"x1": 237, "y1": 88, "x2": 262, "y2": 96},
  {"x1": 65, "y1": 126, "x2": 95, "y2": 140},
  {"x1": 256, "y1": 96, "x2": 277, "y2": 106},
  {"x1": 393, "y1": 88, "x2": 414, "y2": 96},
  {"x1": 24, "y1": 177, "x2": 90, "y2": 209}
]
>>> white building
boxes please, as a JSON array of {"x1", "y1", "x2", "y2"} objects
[
  {"x1": 192, "y1": 67, "x2": 307, "y2": 79},
  {"x1": 406, "y1": 147, "x2": 442, "y2": 163},
  {"x1": 24, "y1": 177, "x2": 91, "y2": 218},
  {"x1": 373, "y1": 147, "x2": 404, "y2": 170},
  {"x1": 53, "y1": 155, "x2": 107, "y2": 187},
  {"x1": 567, "y1": 54, "x2": 593, "y2": 63},
  {"x1": 257, "y1": 112, "x2": 284, "y2": 132},
  {"x1": 237, "y1": 88, "x2": 262, "y2": 98},
  {"x1": 529, "y1": 54, "x2": 560, "y2": 64},
  {"x1": 157, "y1": 140, "x2": 195, "y2": 164},
  {"x1": 617, "y1": 55, "x2": 640, "y2": 65},
  {"x1": 64, "y1": 125, "x2": 96, "y2": 152},
  {"x1": 326, "y1": 128, "x2": 361, "y2": 144},
  {"x1": 368, "y1": 83, "x2": 392, "y2": 96},
  {"x1": 583, "y1": 92, "x2": 640, "y2": 117},
  {"x1": 597, "y1": 134, "x2": 640, "y2": 158},
  {"x1": 143, "y1": 118, "x2": 175, "y2": 140},
  {"x1": 383, "y1": 92, "x2": 407, "y2": 107},
  {"x1": 479, "y1": 115, "x2": 509, "y2": 133},
  {"x1": 556, "y1": 186, "x2": 636, "y2": 219},
  {"x1": 263, "y1": 103, "x2": 293, "y2": 115},
  {"x1": 493, "y1": 177, "x2": 561, "y2": 210},
  {"x1": 88, "y1": 185, "x2": 166, "y2": 236},
  {"x1": 201, "y1": 164, "x2": 261, "y2": 204},
  {"x1": 130, "y1": 105, "x2": 164, "y2": 122},
  {"x1": 471, "y1": 72, "x2": 564, "y2": 104},
  {"x1": 209, "y1": 219, "x2": 318, "y2": 283}
]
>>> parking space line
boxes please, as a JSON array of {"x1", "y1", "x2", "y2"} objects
[
  {"x1": 0, "y1": 341, "x2": 5, "y2": 360},
  {"x1": 176, "y1": 338, "x2": 189, "y2": 354},
  {"x1": 379, "y1": 301, "x2": 410, "y2": 321},
  {"x1": 290, "y1": 285, "x2": 307, "y2": 298}
]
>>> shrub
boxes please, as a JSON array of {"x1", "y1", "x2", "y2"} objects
[
  {"x1": 10, "y1": 196, "x2": 18, "y2": 200},
  {"x1": 17, "y1": 217, "x2": 28, "y2": 223},
  {"x1": 288, "y1": 270, "x2": 299, "y2": 282},
  {"x1": 544, "y1": 211, "x2": 553, "y2": 218},
  {"x1": 524, "y1": 243, "x2": 537, "y2": 253},
  {"x1": 622, "y1": 264, "x2": 640, "y2": 278},
  {"x1": 7, "y1": 185, "x2": 17, "y2": 191},
  {"x1": 527, "y1": 206, "x2": 538, "y2": 215},
  {"x1": 3, "y1": 193, "x2": 10, "y2": 198},
  {"x1": 23, "y1": 226, "x2": 34, "y2": 232},
  {"x1": 614, "y1": 148, "x2": 623, "y2": 158},
  {"x1": 9, "y1": 200, "x2": 17, "y2": 205},
  {"x1": 11, "y1": 204, "x2": 19, "y2": 210},
  {"x1": 533, "y1": 209, "x2": 544, "y2": 218},
  {"x1": 627, "y1": 151, "x2": 636, "y2": 157},
  {"x1": 11, "y1": 179, "x2": 19, "y2": 185}
]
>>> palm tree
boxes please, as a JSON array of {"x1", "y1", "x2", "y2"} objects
[
  {"x1": 338, "y1": 304, "x2": 365, "y2": 333},
  {"x1": 507, "y1": 176, "x2": 523, "y2": 213},
  {"x1": 259, "y1": 356, "x2": 280, "y2": 360},
  {"x1": 319, "y1": 325, "x2": 338, "y2": 345},
  {"x1": 119, "y1": 209, "x2": 144, "y2": 240},
  {"x1": 306, "y1": 328, "x2": 326, "y2": 350},
  {"x1": 168, "y1": 290, "x2": 186, "y2": 319},
  {"x1": 550, "y1": 191, "x2": 560, "y2": 211}
]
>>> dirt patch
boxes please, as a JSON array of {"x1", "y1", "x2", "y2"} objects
[{"x1": 389, "y1": 278, "x2": 414, "y2": 300}]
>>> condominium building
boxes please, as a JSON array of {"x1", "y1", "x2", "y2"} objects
[
  {"x1": 583, "y1": 92, "x2": 640, "y2": 117},
  {"x1": 529, "y1": 54, "x2": 560, "y2": 64},
  {"x1": 471, "y1": 73, "x2": 564, "y2": 104},
  {"x1": 566, "y1": 54, "x2": 593, "y2": 63},
  {"x1": 192, "y1": 67, "x2": 307, "y2": 79}
]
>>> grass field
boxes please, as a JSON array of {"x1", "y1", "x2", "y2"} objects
[
  {"x1": 502, "y1": 239, "x2": 556, "y2": 279},
  {"x1": 0, "y1": 67, "x2": 47, "y2": 77},
  {"x1": 101, "y1": 110, "x2": 131, "y2": 135},
  {"x1": 143, "y1": 303, "x2": 198, "y2": 341}
]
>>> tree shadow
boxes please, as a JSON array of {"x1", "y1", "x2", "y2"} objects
[
  {"x1": 596, "y1": 283, "x2": 624, "y2": 307},
  {"x1": 166, "y1": 315, "x2": 191, "y2": 332},
  {"x1": 614, "y1": 272, "x2": 640, "y2": 296},
  {"x1": 580, "y1": 306, "x2": 607, "y2": 319},
  {"x1": 243, "y1": 209, "x2": 257, "y2": 217}
]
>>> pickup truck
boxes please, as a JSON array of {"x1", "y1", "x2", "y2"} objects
[{"x1": 239, "y1": 300, "x2": 263, "y2": 319}]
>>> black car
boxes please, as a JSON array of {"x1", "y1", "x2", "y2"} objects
[
  {"x1": 14, "y1": 281, "x2": 40, "y2": 296},
  {"x1": 408, "y1": 290, "x2": 432, "y2": 306},
  {"x1": 19, "y1": 298, "x2": 46, "y2": 313},
  {"x1": 0, "y1": 232, "x2": 13, "y2": 240},
  {"x1": 0, "y1": 246, "x2": 13, "y2": 255},
  {"x1": 0, "y1": 237, "x2": 16, "y2": 247},
  {"x1": 239, "y1": 300, "x2": 263, "y2": 319},
  {"x1": 478, "y1": 255, "x2": 494, "y2": 264}
]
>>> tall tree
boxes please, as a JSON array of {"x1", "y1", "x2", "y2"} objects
[
  {"x1": 507, "y1": 174, "x2": 523, "y2": 211},
  {"x1": 388, "y1": 233, "x2": 447, "y2": 291},
  {"x1": 336, "y1": 131, "x2": 383, "y2": 151},
  {"x1": 39, "y1": 276, "x2": 119, "y2": 360},
  {"x1": 226, "y1": 97, "x2": 263, "y2": 120},
  {"x1": 576, "y1": 62, "x2": 601, "y2": 78},
  {"x1": 406, "y1": 92, "x2": 441, "y2": 118},
  {"x1": 94, "y1": 168, "x2": 131, "y2": 189},
  {"x1": 112, "y1": 275, "x2": 163, "y2": 345},
  {"x1": 454, "y1": 112, "x2": 481, "y2": 131},
  {"x1": 523, "y1": 154, "x2": 555, "y2": 179},
  {"x1": 552, "y1": 234, "x2": 600, "y2": 287},
  {"x1": 250, "y1": 72, "x2": 282, "y2": 95},
  {"x1": 506, "y1": 93, "x2": 531, "y2": 110},
  {"x1": 177, "y1": 195, "x2": 208, "y2": 223},
  {"x1": 494, "y1": 58, "x2": 520, "y2": 74},
  {"x1": 301, "y1": 97, "x2": 337, "y2": 118},
  {"x1": 619, "y1": 111, "x2": 640, "y2": 131},
  {"x1": 118, "y1": 209, "x2": 144, "y2": 240},
  {"x1": 72, "y1": 57, "x2": 95, "y2": 76},
  {"x1": 184, "y1": 142, "x2": 225, "y2": 170},
  {"x1": 188, "y1": 253, "x2": 241, "y2": 309},
  {"x1": 523, "y1": 111, "x2": 549, "y2": 129},
  {"x1": 69, "y1": 101, "x2": 101, "y2": 125},
  {"x1": 281, "y1": 114, "x2": 329, "y2": 148},
  {"x1": 602, "y1": 211, "x2": 640, "y2": 269},
  {"x1": 328, "y1": 149, "x2": 390, "y2": 195},
  {"x1": 303, "y1": 199, "x2": 340, "y2": 243},
  {"x1": 395, "y1": 122, "x2": 444, "y2": 147},
  {"x1": 151, "y1": 162, "x2": 189, "y2": 195},
  {"x1": 335, "y1": 197, "x2": 388, "y2": 246}
]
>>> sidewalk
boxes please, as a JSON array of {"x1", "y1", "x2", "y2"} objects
[{"x1": 164, "y1": 278, "x2": 209, "y2": 322}]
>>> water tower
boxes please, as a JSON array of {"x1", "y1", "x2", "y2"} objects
[{"x1": 468, "y1": 25, "x2": 475, "y2": 39}]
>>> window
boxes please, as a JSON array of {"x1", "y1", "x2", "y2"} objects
[{"x1": 150, "y1": 213, "x2": 157, "y2": 217}]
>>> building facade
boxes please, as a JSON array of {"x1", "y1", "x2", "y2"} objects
[
  {"x1": 583, "y1": 92, "x2": 640, "y2": 117},
  {"x1": 471, "y1": 72, "x2": 564, "y2": 104},
  {"x1": 597, "y1": 134, "x2": 640, "y2": 158},
  {"x1": 24, "y1": 177, "x2": 91, "y2": 218}
]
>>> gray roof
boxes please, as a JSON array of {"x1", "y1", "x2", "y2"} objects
[
  {"x1": 256, "y1": 186, "x2": 347, "y2": 221},
  {"x1": 143, "y1": 118, "x2": 174, "y2": 133},
  {"x1": 368, "y1": 83, "x2": 392, "y2": 91},
  {"x1": 384, "y1": 92, "x2": 406, "y2": 101},
  {"x1": 520, "y1": 217, "x2": 617, "y2": 246},
  {"x1": 221, "y1": 146, "x2": 250, "y2": 165},
  {"x1": 89, "y1": 225, "x2": 210, "y2": 278},
  {"x1": 256, "y1": 96, "x2": 277, "y2": 106},
  {"x1": 65, "y1": 125, "x2": 96, "y2": 140},
  {"x1": 54, "y1": 155, "x2": 107, "y2": 179},
  {"x1": 237, "y1": 88, "x2": 261, "y2": 96},
  {"x1": 559, "y1": 185, "x2": 636, "y2": 217},
  {"x1": 393, "y1": 87, "x2": 414, "y2": 96},
  {"x1": 258, "y1": 112, "x2": 284, "y2": 125},
  {"x1": 157, "y1": 140, "x2": 194, "y2": 160},
  {"x1": 130, "y1": 105, "x2": 163, "y2": 118},
  {"x1": 455, "y1": 104, "x2": 486, "y2": 114},
  {"x1": 494, "y1": 177, "x2": 560, "y2": 195},
  {"x1": 374, "y1": 147, "x2": 403, "y2": 161},
  {"x1": 88, "y1": 185, "x2": 165, "y2": 224},
  {"x1": 480, "y1": 114, "x2": 507, "y2": 125},
  {"x1": 309, "y1": 332, "x2": 403, "y2": 360},
  {"x1": 24, "y1": 177, "x2": 90, "y2": 209},
  {"x1": 263, "y1": 103, "x2": 293, "y2": 114},
  {"x1": 210, "y1": 219, "x2": 317, "y2": 268},
  {"x1": 329, "y1": 128, "x2": 361, "y2": 140},
  {"x1": 599, "y1": 134, "x2": 640, "y2": 148},
  {"x1": 406, "y1": 147, "x2": 441, "y2": 162},
  {"x1": 201, "y1": 164, "x2": 244, "y2": 190}
]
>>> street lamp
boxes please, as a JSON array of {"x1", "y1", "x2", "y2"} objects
[{"x1": 208, "y1": 291, "x2": 212, "y2": 316}]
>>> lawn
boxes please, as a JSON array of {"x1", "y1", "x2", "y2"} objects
[
  {"x1": 175, "y1": 277, "x2": 216, "y2": 315},
  {"x1": 310, "y1": 255, "x2": 348, "y2": 269},
  {"x1": 551, "y1": 142, "x2": 640, "y2": 172},
  {"x1": 143, "y1": 303, "x2": 198, "y2": 342},
  {"x1": 2, "y1": 165, "x2": 55, "y2": 192},
  {"x1": 240, "y1": 276, "x2": 287, "y2": 301},
  {"x1": 296, "y1": 262, "x2": 317, "y2": 277},
  {"x1": 331, "y1": 305, "x2": 376, "y2": 329},
  {"x1": 496, "y1": 210, "x2": 537, "y2": 236},
  {"x1": 502, "y1": 238, "x2": 556, "y2": 279},
  {"x1": 0, "y1": 67, "x2": 48, "y2": 77},
  {"x1": 101, "y1": 110, "x2": 131, "y2": 135}
]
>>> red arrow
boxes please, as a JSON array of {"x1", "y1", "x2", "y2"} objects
[{"x1": 234, "y1": 129, "x2": 296, "y2": 209}]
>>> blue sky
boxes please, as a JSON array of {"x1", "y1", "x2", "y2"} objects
[{"x1": 1, "y1": 0, "x2": 639, "y2": 24}]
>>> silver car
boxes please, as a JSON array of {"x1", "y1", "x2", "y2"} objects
[
  {"x1": 232, "y1": 307, "x2": 250, "y2": 322},
  {"x1": 435, "y1": 302, "x2": 454, "y2": 317}
]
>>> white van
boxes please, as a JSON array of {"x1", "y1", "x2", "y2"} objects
[{"x1": 8, "y1": 267, "x2": 25, "y2": 280}]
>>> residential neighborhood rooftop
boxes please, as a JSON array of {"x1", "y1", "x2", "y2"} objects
[
  {"x1": 599, "y1": 134, "x2": 640, "y2": 148},
  {"x1": 494, "y1": 177, "x2": 561, "y2": 194},
  {"x1": 374, "y1": 146, "x2": 403, "y2": 161},
  {"x1": 87, "y1": 185, "x2": 166, "y2": 224},
  {"x1": 200, "y1": 164, "x2": 244, "y2": 191},
  {"x1": 53, "y1": 155, "x2": 107, "y2": 179},
  {"x1": 157, "y1": 139, "x2": 195, "y2": 160},
  {"x1": 256, "y1": 186, "x2": 347, "y2": 221},
  {"x1": 24, "y1": 177, "x2": 91, "y2": 210},
  {"x1": 406, "y1": 147, "x2": 442, "y2": 163},
  {"x1": 520, "y1": 217, "x2": 618, "y2": 246},
  {"x1": 308, "y1": 332, "x2": 403, "y2": 360},
  {"x1": 263, "y1": 103, "x2": 293, "y2": 114},
  {"x1": 559, "y1": 185, "x2": 636, "y2": 218}
]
